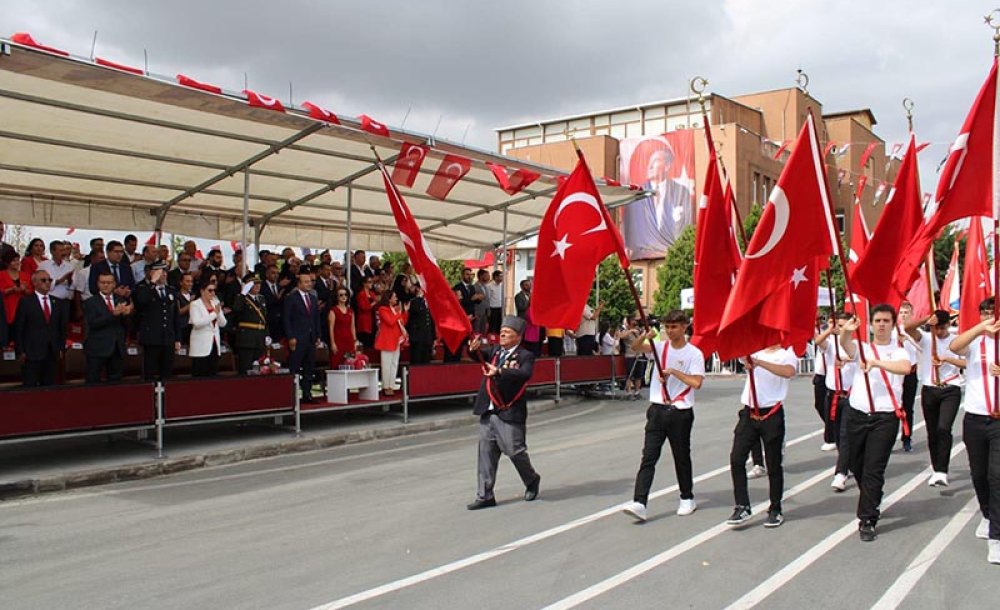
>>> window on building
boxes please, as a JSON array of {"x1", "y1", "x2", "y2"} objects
[
  {"x1": 525, "y1": 250, "x2": 535, "y2": 272},
  {"x1": 835, "y1": 213, "x2": 845, "y2": 233},
  {"x1": 631, "y1": 268, "x2": 644, "y2": 299}
]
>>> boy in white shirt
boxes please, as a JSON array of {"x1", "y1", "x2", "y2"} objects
[
  {"x1": 726, "y1": 344, "x2": 798, "y2": 528},
  {"x1": 816, "y1": 311, "x2": 857, "y2": 490},
  {"x1": 623, "y1": 310, "x2": 705, "y2": 522},
  {"x1": 945, "y1": 296, "x2": 1000, "y2": 564},
  {"x1": 839, "y1": 303, "x2": 911, "y2": 542}
]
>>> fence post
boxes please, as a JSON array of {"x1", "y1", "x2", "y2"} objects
[
  {"x1": 402, "y1": 366, "x2": 410, "y2": 424},
  {"x1": 555, "y1": 357, "x2": 561, "y2": 403},
  {"x1": 293, "y1": 374, "x2": 302, "y2": 436},
  {"x1": 155, "y1": 381, "x2": 165, "y2": 459}
]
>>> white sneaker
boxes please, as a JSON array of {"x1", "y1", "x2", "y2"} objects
[
  {"x1": 623, "y1": 501, "x2": 648, "y2": 522},
  {"x1": 977, "y1": 518, "x2": 990, "y2": 540},
  {"x1": 820, "y1": 442, "x2": 837, "y2": 452},
  {"x1": 927, "y1": 472, "x2": 940, "y2": 487},
  {"x1": 989, "y1": 539, "x2": 1000, "y2": 565},
  {"x1": 831, "y1": 473, "x2": 847, "y2": 492},
  {"x1": 677, "y1": 498, "x2": 698, "y2": 516},
  {"x1": 935, "y1": 472, "x2": 949, "y2": 487},
  {"x1": 748, "y1": 465, "x2": 767, "y2": 479}
]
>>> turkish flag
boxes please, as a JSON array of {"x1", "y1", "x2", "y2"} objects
[
  {"x1": 95, "y1": 57, "x2": 144, "y2": 75},
  {"x1": 905, "y1": 260, "x2": 936, "y2": 319},
  {"x1": 960, "y1": 218, "x2": 992, "y2": 332},
  {"x1": 690, "y1": 125, "x2": 740, "y2": 356},
  {"x1": 425, "y1": 154, "x2": 471, "y2": 200},
  {"x1": 892, "y1": 59, "x2": 997, "y2": 297},
  {"x1": 531, "y1": 153, "x2": 628, "y2": 329},
  {"x1": 359, "y1": 115, "x2": 390, "y2": 137},
  {"x1": 302, "y1": 101, "x2": 340, "y2": 124},
  {"x1": 177, "y1": 74, "x2": 222, "y2": 95},
  {"x1": 717, "y1": 114, "x2": 837, "y2": 360},
  {"x1": 244, "y1": 90, "x2": 286, "y2": 113},
  {"x1": 391, "y1": 142, "x2": 429, "y2": 188},
  {"x1": 845, "y1": 191, "x2": 871, "y2": 339},
  {"x1": 145, "y1": 233, "x2": 157, "y2": 246},
  {"x1": 376, "y1": 163, "x2": 471, "y2": 353},
  {"x1": 486, "y1": 163, "x2": 542, "y2": 195},
  {"x1": 10, "y1": 32, "x2": 69, "y2": 56},
  {"x1": 851, "y1": 135, "x2": 924, "y2": 306},
  {"x1": 938, "y1": 239, "x2": 960, "y2": 313},
  {"x1": 859, "y1": 142, "x2": 880, "y2": 169}
]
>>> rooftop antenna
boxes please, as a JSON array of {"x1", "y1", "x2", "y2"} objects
[
  {"x1": 143, "y1": 49, "x2": 148, "y2": 75},
  {"x1": 400, "y1": 106, "x2": 412, "y2": 130},
  {"x1": 461, "y1": 123, "x2": 472, "y2": 145},
  {"x1": 431, "y1": 114, "x2": 444, "y2": 144},
  {"x1": 90, "y1": 30, "x2": 98, "y2": 61},
  {"x1": 289, "y1": 81, "x2": 294, "y2": 106}
]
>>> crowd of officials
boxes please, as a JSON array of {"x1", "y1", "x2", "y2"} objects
[{"x1": 0, "y1": 221, "x2": 610, "y2": 396}]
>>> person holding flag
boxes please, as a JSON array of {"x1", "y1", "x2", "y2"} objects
[
  {"x1": 838, "y1": 304, "x2": 911, "y2": 542},
  {"x1": 901, "y1": 309, "x2": 965, "y2": 487},
  {"x1": 622, "y1": 310, "x2": 706, "y2": 522},
  {"x1": 815, "y1": 312, "x2": 857, "y2": 491},
  {"x1": 942, "y1": 296, "x2": 1000, "y2": 564},
  {"x1": 893, "y1": 302, "x2": 921, "y2": 452}
]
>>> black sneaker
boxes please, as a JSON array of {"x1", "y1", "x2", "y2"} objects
[
  {"x1": 902, "y1": 439, "x2": 913, "y2": 453},
  {"x1": 726, "y1": 506, "x2": 752, "y2": 526},
  {"x1": 859, "y1": 521, "x2": 877, "y2": 542},
  {"x1": 763, "y1": 510, "x2": 784, "y2": 528}
]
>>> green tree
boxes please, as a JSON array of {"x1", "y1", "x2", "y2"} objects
[
  {"x1": 652, "y1": 224, "x2": 696, "y2": 316},
  {"x1": 738, "y1": 203, "x2": 763, "y2": 252},
  {"x1": 588, "y1": 257, "x2": 638, "y2": 325},
  {"x1": 439, "y1": 259, "x2": 465, "y2": 286},
  {"x1": 381, "y1": 251, "x2": 409, "y2": 275}
]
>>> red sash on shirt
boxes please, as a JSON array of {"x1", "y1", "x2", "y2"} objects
[
  {"x1": 485, "y1": 347, "x2": 525, "y2": 411},
  {"x1": 869, "y1": 343, "x2": 910, "y2": 436},
  {"x1": 978, "y1": 340, "x2": 998, "y2": 418},
  {"x1": 659, "y1": 342, "x2": 692, "y2": 407}
]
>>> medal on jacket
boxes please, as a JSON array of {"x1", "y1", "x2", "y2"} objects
[{"x1": 485, "y1": 347, "x2": 525, "y2": 411}]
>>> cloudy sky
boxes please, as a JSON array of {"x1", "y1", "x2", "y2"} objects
[{"x1": 6, "y1": 0, "x2": 997, "y2": 158}]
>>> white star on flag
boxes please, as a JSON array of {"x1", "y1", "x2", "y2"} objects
[
  {"x1": 790, "y1": 266, "x2": 808, "y2": 288},
  {"x1": 551, "y1": 234, "x2": 573, "y2": 259}
]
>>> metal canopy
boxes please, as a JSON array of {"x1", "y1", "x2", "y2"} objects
[{"x1": 0, "y1": 41, "x2": 648, "y2": 258}]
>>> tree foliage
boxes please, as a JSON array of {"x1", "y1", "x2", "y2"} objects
[
  {"x1": 588, "y1": 257, "x2": 639, "y2": 325},
  {"x1": 652, "y1": 224, "x2": 696, "y2": 316}
]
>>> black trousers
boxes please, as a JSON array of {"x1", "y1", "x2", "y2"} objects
[
  {"x1": 633, "y1": 403, "x2": 695, "y2": 504},
  {"x1": 357, "y1": 331, "x2": 374, "y2": 349},
  {"x1": 921, "y1": 385, "x2": 962, "y2": 473},
  {"x1": 488, "y1": 308, "x2": 502, "y2": 335},
  {"x1": 813, "y1": 375, "x2": 833, "y2": 442},
  {"x1": 963, "y1": 413, "x2": 1000, "y2": 540},
  {"x1": 142, "y1": 344, "x2": 175, "y2": 381},
  {"x1": 827, "y1": 391, "x2": 851, "y2": 475},
  {"x1": 236, "y1": 348, "x2": 263, "y2": 375},
  {"x1": 288, "y1": 340, "x2": 316, "y2": 399},
  {"x1": 85, "y1": 352, "x2": 123, "y2": 383},
  {"x1": 23, "y1": 352, "x2": 58, "y2": 387},
  {"x1": 731, "y1": 407, "x2": 785, "y2": 512},
  {"x1": 900, "y1": 371, "x2": 918, "y2": 441},
  {"x1": 547, "y1": 335, "x2": 564, "y2": 357},
  {"x1": 409, "y1": 340, "x2": 433, "y2": 365},
  {"x1": 847, "y1": 409, "x2": 899, "y2": 524},
  {"x1": 576, "y1": 335, "x2": 596, "y2": 356},
  {"x1": 192, "y1": 345, "x2": 219, "y2": 377}
]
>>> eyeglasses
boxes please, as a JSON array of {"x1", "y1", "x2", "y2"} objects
[
  {"x1": 38, "y1": 278, "x2": 52, "y2": 282},
  {"x1": 206, "y1": 289, "x2": 216, "y2": 293}
]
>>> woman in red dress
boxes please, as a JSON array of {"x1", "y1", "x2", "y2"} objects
[
  {"x1": 327, "y1": 287, "x2": 358, "y2": 368},
  {"x1": 0, "y1": 251, "x2": 31, "y2": 327},
  {"x1": 354, "y1": 275, "x2": 378, "y2": 348},
  {"x1": 20, "y1": 238, "x2": 47, "y2": 276}
]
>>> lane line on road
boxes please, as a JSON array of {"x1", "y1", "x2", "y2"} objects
[
  {"x1": 869, "y1": 496, "x2": 980, "y2": 610},
  {"x1": 308, "y1": 427, "x2": 825, "y2": 610},
  {"x1": 1, "y1": 404, "x2": 609, "y2": 506},
  {"x1": 724, "y1": 441, "x2": 964, "y2": 610}
]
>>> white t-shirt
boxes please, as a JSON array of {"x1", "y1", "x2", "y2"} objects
[
  {"x1": 577, "y1": 304, "x2": 597, "y2": 337},
  {"x1": 822, "y1": 340, "x2": 856, "y2": 392},
  {"x1": 813, "y1": 341, "x2": 826, "y2": 376},
  {"x1": 957, "y1": 335, "x2": 996, "y2": 416},
  {"x1": 38, "y1": 258, "x2": 78, "y2": 301},
  {"x1": 847, "y1": 340, "x2": 910, "y2": 413},
  {"x1": 599, "y1": 333, "x2": 617, "y2": 355},
  {"x1": 485, "y1": 282, "x2": 503, "y2": 308},
  {"x1": 917, "y1": 331, "x2": 964, "y2": 387},
  {"x1": 890, "y1": 328, "x2": 920, "y2": 367},
  {"x1": 648, "y1": 340, "x2": 705, "y2": 408},
  {"x1": 740, "y1": 347, "x2": 799, "y2": 408}
]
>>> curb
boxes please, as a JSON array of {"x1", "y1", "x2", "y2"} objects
[{"x1": 0, "y1": 395, "x2": 582, "y2": 501}]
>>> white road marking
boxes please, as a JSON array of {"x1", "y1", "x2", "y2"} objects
[
  {"x1": 724, "y1": 441, "x2": 965, "y2": 610},
  {"x1": 310, "y1": 427, "x2": 825, "y2": 610},
  {"x1": 869, "y1": 496, "x2": 980, "y2": 610}
]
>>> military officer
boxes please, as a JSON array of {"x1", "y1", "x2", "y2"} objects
[
  {"x1": 133, "y1": 260, "x2": 180, "y2": 381},
  {"x1": 232, "y1": 274, "x2": 268, "y2": 375}
]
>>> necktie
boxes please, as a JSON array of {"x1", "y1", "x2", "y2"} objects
[
  {"x1": 105, "y1": 295, "x2": 114, "y2": 312},
  {"x1": 497, "y1": 349, "x2": 509, "y2": 367},
  {"x1": 42, "y1": 295, "x2": 51, "y2": 322},
  {"x1": 158, "y1": 286, "x2": 166, "y2": 300},
  {"x1": 303, "y1": 293, "x2": 311, "y2": 314},
  {"x1": 111, "y1": 263, "x2": 119, "y2": 283}
]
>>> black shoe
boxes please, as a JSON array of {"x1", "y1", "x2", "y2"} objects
[
  {"x1": 726, "y1": 506, "x2": 752, "y2": 526},
  {"x1": 859, "y1": 521, "x2": 877, "y2": 542},
  {"x1": 763, "y1": 510, "x2": 784, "y2": 528},
  {"x1": 902, "y1": 439, "x2": 912, "y2": 453},
  {"x1": 525, "y1": 475, "x2": 541, "y2": 502},
  {"x1": 466, "y1": 498, "x2": 497, "y2": 510}
]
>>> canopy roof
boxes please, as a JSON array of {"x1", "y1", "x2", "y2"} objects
[{"x1": 0, "y1": 39, "x2": 647, "y2": 259}]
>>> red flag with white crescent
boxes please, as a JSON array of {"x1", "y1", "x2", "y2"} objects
[
  {"x1": 359, "y1": 115, "x2": 390, "y2": 137},
  {"x1": 376, "y1": 163, "x2": 471, "y2": 352},
  {"x1": 859, "y1": 142, "x2": 880, "y2": 169},
  {"x1": 426, "y1": 154, "x2": 472, "y2": 200},
  {"x1": 302, "y1": 101, "x2": 340, "y2": 124},
  {"x1": 486, "y1": 163, "x2": 542, "y2": 196},
  {"x1": 391, "y1": 142, "x2": 429, "y2": 188},
  {"x1": 244, "y1": 90, "x2": 286, "y2": 112}
]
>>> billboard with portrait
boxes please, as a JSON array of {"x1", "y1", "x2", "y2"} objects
[{"x1": 619, "y1": 131, "x2": 696, "y2": 260}]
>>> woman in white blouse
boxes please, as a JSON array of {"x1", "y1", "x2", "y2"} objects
[{"x1": 189, "y1": 283, "x2": 227, "y2": 377}]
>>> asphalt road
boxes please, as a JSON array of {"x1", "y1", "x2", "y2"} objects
[{"x1": 1, "y1": 378, "x2": 994, "y2": 609}]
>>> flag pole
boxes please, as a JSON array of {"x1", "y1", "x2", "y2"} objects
[{"x1": 988, "y1": 11, "x2": 1000, "y2": 418}]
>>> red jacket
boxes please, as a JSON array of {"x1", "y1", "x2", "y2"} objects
[{"x1": 374, "y1": 305, "x2": 408, "y2": 351}]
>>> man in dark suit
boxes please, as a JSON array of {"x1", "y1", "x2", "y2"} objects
[
  {"x1": 14, "y1": 270, "x2": 69, "y2": 387},
  {"x1": 167, "y1": 251, "x2": 195, "y2": 290},
  {"x1": 261, "y1": 264, "x2": 285, "y2": 341},
  {"x1": 133, "y1": 261, "x2": 179, "y2": 381},
  {"x1": 83, "y1": 271, "x2": 131, "y2": 383},
  {"x1": 348, "y1": 249, "x2": 368, "y2": 296},
  {"x1": 315, "y1": 262, "x2": 335, "y2": 345},
  {"x1": 232, "y1": 274, "x2": 268, "y2": 375},
  {"x1": 445, "y1": 267, "x2": 477, "y2": 363},
  {"x1": 466, "y1": 316, "x2": 541, "y2": 510},
  {"x1": 284, "y1": 271, "x2": 322, "y2": 402},
  {"x1": 89, "y1": 240, "x2": 136, "y2": 298}
]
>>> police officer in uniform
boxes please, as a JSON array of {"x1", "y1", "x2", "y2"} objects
[
  {"x1": 232, "y1": 274, "x2": 268, "y2": 375},
  {"x1": 134, "y1": 260, "x2": 180, "y2": 381}
]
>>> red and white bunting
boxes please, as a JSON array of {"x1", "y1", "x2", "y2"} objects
[
  {"x1": 244, "y1": 89, "x2": 286, "y2": 112},
  {"x1": 359, "y1": 115, "x2": 390, "y2": 137},
  {"x1": 177, "y1": 74, "x2": 223, "y2": 95},
  {"x1": 772, "y1": 140, "x2": 790, "y2": 160},
  {"x1": 302, "y1": 101, "x2": 340, "y2": 124},
  {"x1": 426, "y1": 154, "x2": 471, "y2": 200},
  {"x1": 486, "y1": 163, "x2": 541, "y2": 195},
  {"x1": 858, "y1": 142, "x2": 880, "y2": 168},
  {"x1": 391, "y1": 142, "x2": 429, "y2": 188},
  {"x1": 10, "y1": 32, "x2": 69, "y2": 56}
]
